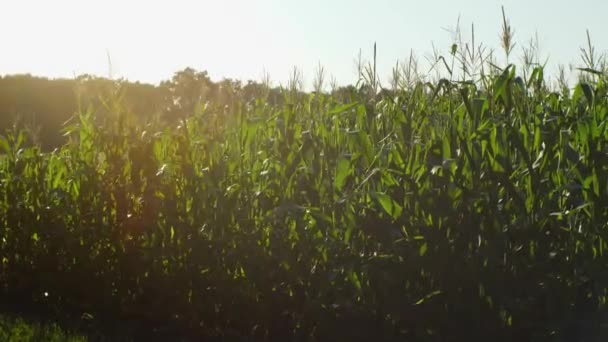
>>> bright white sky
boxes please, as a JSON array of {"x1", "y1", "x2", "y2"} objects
[{"x1": 1, "y1": 0, "x2": 607, "y2": 88}]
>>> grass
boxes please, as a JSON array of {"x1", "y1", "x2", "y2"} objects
[{"x1": 0, "y1": 314, "x2": 86, "y2": 342}]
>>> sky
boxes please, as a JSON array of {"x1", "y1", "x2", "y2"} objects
[{"x1": 1, "y1": 0, "x2": 607, "y2": 88}]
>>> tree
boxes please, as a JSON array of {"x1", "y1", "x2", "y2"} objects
[{"x1": 159, "y1": 68, "x2": 213, "y2": 120}]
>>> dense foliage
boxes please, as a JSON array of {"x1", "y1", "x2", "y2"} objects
[
  {"x1": 3, "y1": 45, "x2": 608, "y2": 340},
  {"x1": 0, "y1": 314, "x2": 85, "y2": 342}
]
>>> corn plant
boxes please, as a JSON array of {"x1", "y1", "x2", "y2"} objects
[{"x1": 2, "y1": 37, "x2": 608, "y2": 342}]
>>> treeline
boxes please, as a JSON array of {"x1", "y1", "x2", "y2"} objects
[{"x1": 0, "y1": 68, "x2": 313, "y2": 149}]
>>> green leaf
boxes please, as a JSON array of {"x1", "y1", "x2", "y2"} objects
[
  {"x1": 451, "y1": 44, "x2": 458, "y2": 56},
  {"x1": 577, "y1": 67, "x2": 604, "y2": 76},
  {"x1": 372, "y1": 192, "x2": 403, "y2": 220},
  {"x1": 356, "y1": 131, "x2": 374, "y2": 164},
  {"x1": 334, "y1": 158, "x2": 351, "y2": 191},
  {"x1": 349, "y1": 271, "x2": 362, "y2": 292},
  {"x1": 0, "y1": 135, "x2": 9, "y2": 153},
  {"x1": 419, "y1": 242, "x2": 428, "y2": 257},
  {"x1": 414, "y1": 289, "x2": 442, "y2": 305},
  {"x1": 580, "y1": 83, "x2": 594, "y2": 105},
  {"x1": 592, "y1": 168, "x2": 600, "y2": 196},
  {"x1": 573, "y1": 83, "x2": 594, "y2": 106},
  {"x1": 442, "y1": 136, "x2": 451, "y2": 159},
  {"x1": 327, "y1": 102, "x2": 357, "y2": 116}
]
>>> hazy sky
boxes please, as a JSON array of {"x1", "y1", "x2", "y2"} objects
[{"x1": 2, "y1": 0, "x2": 606, "y2": 88}]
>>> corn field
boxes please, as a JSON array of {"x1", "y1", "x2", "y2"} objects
[{"x1": 2, "y1": 45, "x2": 608, "y2": 340}]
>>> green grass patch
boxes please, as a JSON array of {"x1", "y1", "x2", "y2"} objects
[{"x1": 0, "y1": 314, "x2": 86, "y2": 342}]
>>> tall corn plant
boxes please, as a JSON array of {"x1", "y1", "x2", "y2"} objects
[{"x1": 2, "y1": 42, "x2": 608, "y2": 341}]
